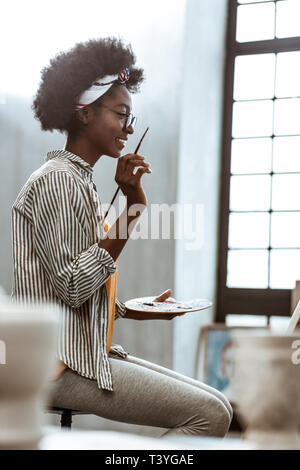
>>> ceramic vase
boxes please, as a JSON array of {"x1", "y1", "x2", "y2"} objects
[
  {"x1": 0, "y1": 299, "x2": 59, "y2": 449},
  {"x1": 232, "y1": 332, "x2": 300, "y2": 450}
]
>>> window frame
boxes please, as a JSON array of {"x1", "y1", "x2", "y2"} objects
[{"x1": 216, "y1": 0, "x2": 300, "y2": 322}]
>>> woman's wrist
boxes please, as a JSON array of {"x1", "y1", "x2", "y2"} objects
[
  {"x1": 123, "y1": 185, "x2": 147, "y2": 208},
  {"x1": 123, "y1": 307, "x2": 135, "y2": 319}
]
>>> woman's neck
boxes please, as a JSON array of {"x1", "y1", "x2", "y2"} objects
[{"x1": 64, "y1": 135, "x2": 102, "y2": 168}]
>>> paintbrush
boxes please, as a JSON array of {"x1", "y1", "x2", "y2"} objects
[{"x1": 104, "y1": 127, "x2": 149, "y2": 220}]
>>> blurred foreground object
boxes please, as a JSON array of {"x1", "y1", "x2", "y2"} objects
[
  {"x1": 0, "y1": 296, "x2": 59, "y2": 449},
  {"x1": 291, "y1": 280, "x2": 300, "y2": 312},
  {"x1": 286, "y1": 298, "x2": 300, "y2": 334},
  {"x1": 291, "y1": 281, "x2": 300, "y2": 330},
  {"x1": 232, "y1": 331, "x2": 300, "y2": 449}
]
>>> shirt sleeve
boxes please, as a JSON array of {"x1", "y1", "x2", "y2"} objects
[
  {"x1": 29, "y1": 170, "x2": 116, "y2": 308},
  {"x1": 115, "y1": 297, "x2": 127, "y2": 320}
]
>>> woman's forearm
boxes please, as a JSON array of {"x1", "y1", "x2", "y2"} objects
[{"x1": 98, "y1": 200, "x2": 145, "y2": 261}]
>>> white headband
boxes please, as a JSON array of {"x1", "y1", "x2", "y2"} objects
[{"x1": 76, "y1": 68, "x2": 130, "y2": 111}]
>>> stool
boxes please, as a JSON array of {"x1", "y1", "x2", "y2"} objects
[{"x1": 47, "y1": 406, "x2": 91, "y2": 429}]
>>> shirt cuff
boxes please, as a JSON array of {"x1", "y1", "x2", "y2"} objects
[
  {"x1": 115, "y1": 297, "x2": 127, "y2": 320},
  {"x1": 87, "y1": 243, "x2": 117, "y2": 276}
]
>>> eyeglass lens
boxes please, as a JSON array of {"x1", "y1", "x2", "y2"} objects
[{"x1": 126, "y1": 114, "x2": 137, "y2": 129}]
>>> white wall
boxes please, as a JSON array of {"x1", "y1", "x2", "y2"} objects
[{"x1": 0, "y1": 0, "x2": 186, "y2": 372}]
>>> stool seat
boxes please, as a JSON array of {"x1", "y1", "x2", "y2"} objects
[{"x1": 47, "y1": 406, "x2": 92, "y2": 429}]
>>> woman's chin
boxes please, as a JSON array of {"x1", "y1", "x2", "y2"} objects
[{"x1": 107, "y1": 149, "x2": 122, "y2": 158}]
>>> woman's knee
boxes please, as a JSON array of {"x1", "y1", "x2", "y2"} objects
[
  {"x1": 217, "y1": 391, "x2": 233, "y2": 421},
  {"x1": 181, "y1": 395, "x2": 232, "y2": 438},
  {"x1": 201, "y1": 395, "x2": 232, "y2": 437},
  {"x1": 200, "y1": 384, "x2": 233, "y2": 421}
]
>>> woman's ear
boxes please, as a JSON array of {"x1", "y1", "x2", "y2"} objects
[{"x1": 77, "y1": 106, "x2": 92, "y2": 125}]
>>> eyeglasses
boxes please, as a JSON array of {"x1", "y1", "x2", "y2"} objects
[{"x1": 98, "y1": 104, "x2": 137, "y2": 130}]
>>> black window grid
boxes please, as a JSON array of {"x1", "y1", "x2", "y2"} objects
[{"x1": 216, "y1": 0, "x2": 300, "y2": 321}]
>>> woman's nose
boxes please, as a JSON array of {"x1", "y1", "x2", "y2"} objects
[{"x1": 125, "y1": 123, "x2": 134, "y2": 135}]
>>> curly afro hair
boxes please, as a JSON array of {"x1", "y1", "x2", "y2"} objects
[{"x1": 32, "y1": 37, "x2": 144, "y2": 136}]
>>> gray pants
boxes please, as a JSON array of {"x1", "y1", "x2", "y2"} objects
[{"x1": 46, "y1": 353, "x2": 232, "y2": 437}]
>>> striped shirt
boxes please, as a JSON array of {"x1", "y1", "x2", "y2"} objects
[{"x1": 11, "y1": 149, "x2": 128, "y2": 391}]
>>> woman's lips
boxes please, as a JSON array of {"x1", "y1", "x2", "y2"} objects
[{"x1": 115, "y1": 137, "x2": 127, "y2": 149}]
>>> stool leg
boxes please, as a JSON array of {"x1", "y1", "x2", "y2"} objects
[{"x1": 61, "y1": 410, "x2": 72, "y2": 429}]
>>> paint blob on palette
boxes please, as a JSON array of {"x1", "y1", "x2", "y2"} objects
[{"x1": 125, "y1": 297, "x2": 212, "y2": 314}]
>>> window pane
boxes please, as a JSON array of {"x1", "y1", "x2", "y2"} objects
[
  {"x1": 229, "y1": 212, "x2": 270, "y2": 248},
  {"x1": 227, "y1": 249, "x2": 269, "y2": 288},
  {"x1": 232, "y1": 101, "x2": 273, "y2": 138},
  {"x1": 234, "y1": 54, "x2": 275, "y2": 100},
  {"x1": 271, "y1": 212, "x2": 300, "y2": 248},
  {"x1": 226, "y1": 315, "x2": 268, "y2": 327},
  {"x1": 273, "y1": 136, "x2": 300, "y2": 173},
  {"x1": 272, "y1": 174, "x2": 300, "y2": 210},
  {"x1": 231, "y1": 138, "x2": 272, "y2": 174},
  {"x1": 230, "y1": 175, "x2": 271, "y2": 211},
  {"x1": 274, "y1": 98, "x2": 300, "y2": 135},
  {"x1": 276, "y1": 0, "x2": 300, "y2": 39},
  {"x1": 270, "y1": 249, "x2": 300, "y2": 289},
  {"x1": 275, "y1": 51, "x2": 300, "y2": 98},
  {"x1": 236, "y1": 3, "x2": 275, "y2": 42}
]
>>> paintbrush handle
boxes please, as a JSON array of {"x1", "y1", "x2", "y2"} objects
[
  {"x1": 134, "y1": 127, "x2": 149, "y2": 154},
  {"x1": 104, "y1": 127, "x2": 149, "y2": 220}
]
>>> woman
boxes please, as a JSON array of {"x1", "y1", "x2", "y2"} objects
[{"x1": 11, "y1": 38, "x2": 232, "y2": 437}]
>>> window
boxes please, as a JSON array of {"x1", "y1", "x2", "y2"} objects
[{"x1": 217, "y1": 0, "x2": 300, "y2": 321}]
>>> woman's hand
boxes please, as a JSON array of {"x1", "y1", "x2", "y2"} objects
[
  {"x1": 153, "y1": 289, "x2": 175, "y2": 303},
  {"x1": 115, "y1": 153, "x2": 151, "y2": 207},
  {"x1": 124, "y1": 289, "x2": 186, "y2": 321}
]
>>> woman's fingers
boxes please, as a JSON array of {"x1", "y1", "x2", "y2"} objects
[
  {"x1": 118, "y1": 154, "x2": 151, "y2": 179},
  {"x1": 123, "y1": 153, "x2": 145, "y2": 161},
  {"x1": 122, "y1": 154, "x2": 148, "y2": 168},
  {"x1": 127, "y1": 160, "x2": 150, "y2": 170},
  {"x1": 126, "y1": 157, "x2": 148, "y2": 165},
  {"x1": 134, "y1": 167, "x2": 152, "y2": 177},
  {"x1": 153, "y1": 289, "x2": 172, "y2": 302},
  {"x1": 128, "y1": 160, "x2": 151, "y2": 178},
  {"x1": 166, "y1": 312, "x2": 186, "y2": 320}
]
